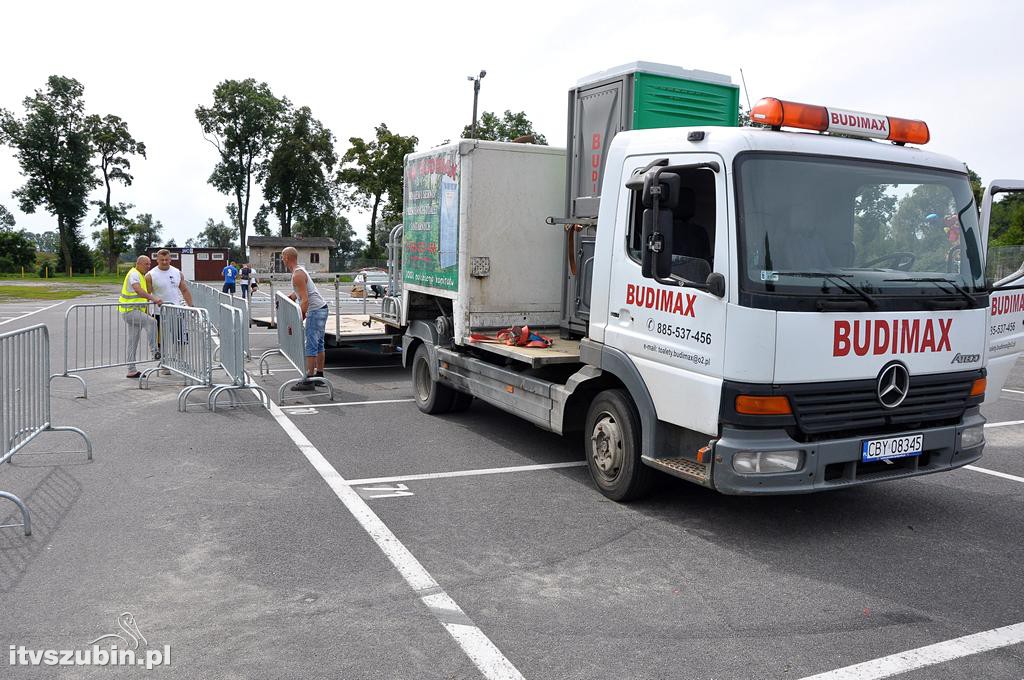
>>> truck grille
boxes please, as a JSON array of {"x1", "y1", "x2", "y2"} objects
[{"x1": 789, "y1": 372, "x2": 977, "y2": 437}]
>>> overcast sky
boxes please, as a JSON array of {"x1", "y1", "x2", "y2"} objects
[{"x1": 1, "y1": 0, "x2": 1021, "y2": 247}]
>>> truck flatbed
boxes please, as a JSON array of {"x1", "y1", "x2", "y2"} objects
[
  {"x1": 252, "y1": 312, "x2": 392, "y2": 347},
  {"x1": 466, "y1": 333, "x2": 581, "y2": 368}
]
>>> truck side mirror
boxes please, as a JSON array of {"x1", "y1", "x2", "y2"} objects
[
  {"x1": 641, "y1": 207, "x2": 674, "y2": 280},
  {"x1": 705, "y1": 272, "x2": 726, "y2": 298}
]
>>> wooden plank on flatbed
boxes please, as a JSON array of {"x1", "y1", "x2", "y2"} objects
[{"x1": 465, "y1": 333, "x2": 581, "y2": 368}]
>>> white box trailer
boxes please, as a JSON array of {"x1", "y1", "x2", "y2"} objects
[{"x1": 399, "y1": 141, "x2": 567, "y2": 341}]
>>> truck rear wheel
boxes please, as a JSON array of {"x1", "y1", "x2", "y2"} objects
[
  {"x1": 584, "y1": 389, "x2": 654, "y2": 501},
  {"x1": 412, "y1": 344, "x2": 454, "y2": 414}
]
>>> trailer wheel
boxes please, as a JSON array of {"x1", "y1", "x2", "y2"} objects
[
  {"x1": 450, "y1": 391, "x2": 473, "y2": 412},
  {"x1": 584, "y1": 389, "x2": 654, "y2": 501},
  {"x1": 412, "y1": 344, "x2": 454, "y2": 414}
]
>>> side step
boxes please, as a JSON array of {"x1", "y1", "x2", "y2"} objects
[{"x1": 642, "y1": 455, "x2": 714, "y2": 488}]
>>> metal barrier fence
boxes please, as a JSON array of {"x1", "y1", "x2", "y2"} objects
[
  {"x1": 191, "y1": 283, "x2": 250, "y2": 360},
  {"x1": 258, "y1": 292, "x2": 334, "y2": 403},
  {"x1": 49, "y1": 302, "x2": 158, "y2": 398},
  {"x1": 1, "y1": 324, "x2": 93, "y2": 536},
  {"x1": 139, "y1": 305, "x2": 218, "y2": 412},
  {"x1": 380, "y1": 224, "x2": 404, "y2": 325},
  {"x1": 209, "y1": 304, "x2": 269, "y2": 412}
]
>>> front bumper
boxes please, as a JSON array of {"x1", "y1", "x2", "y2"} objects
[{"x1": 711, "y1": 408, "x2": 985, "y2": 495}]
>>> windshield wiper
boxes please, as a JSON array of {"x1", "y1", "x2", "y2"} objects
[
  {"x1": 882, "y1": 277, "x2": 976, "y2": 307},
  {"x1": 771, "y1": 271, "x2": 878, "y2": 308}
]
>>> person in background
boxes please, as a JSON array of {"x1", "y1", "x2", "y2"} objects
[
  {"x1": 282, "y1": 246, "x2": 329, "y2": 391},
  {"x1": 146, "y1": 249, "x2": 194, "y2": 375},
  {"x1": 119, "y1": 255, "x2": 161, "y2": 379},
  {"x1": 222, "y1": 260, "x2": 238, "y2": 296},
  {"x1": 239, "y1": 262, "x2": 253, "y2": 299}
]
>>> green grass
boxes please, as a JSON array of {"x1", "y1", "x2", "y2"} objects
[
  {"x1": 0, "y1": 285, "x2": 99, "y2": 301},
  {"x1": 0, "y1": 272, "x2": 127, "y2": 284}
]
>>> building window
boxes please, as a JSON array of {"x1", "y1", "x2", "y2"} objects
[
  {"x1": 170, "y1": 252, "x2": 180, "y2": 260},
  {"x1": 309, "y1": 252, "x2": 320, "y2": 264},
  {"x1": 212, "y1": 252, "x2": 225, "y2": 260},
  {"x1": 197, "y1": 253, "x2": 210, "y2": 260}
]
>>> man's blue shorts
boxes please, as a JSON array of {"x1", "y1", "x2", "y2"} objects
[{"x1": 305, "y1": 305, "x2": 329, "y2": 356}]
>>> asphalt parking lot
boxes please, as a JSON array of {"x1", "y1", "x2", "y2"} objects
[{"x1": 2, "y1": 295, "x2": 1024, "y2": 679}]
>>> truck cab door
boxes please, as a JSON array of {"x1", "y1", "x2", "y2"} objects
[
  {"x1": 602, "y1": 153, "x2": 728, "y2": 435},
  {"x1": 981, "y1": 180, "x2": 1024, "y2": 401}
]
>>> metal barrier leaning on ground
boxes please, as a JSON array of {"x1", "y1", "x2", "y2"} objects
[
  {"x1": 258, "y1": 292, "x2": 335, "y2": 403},
  {"x1": 208, "y1": 304, "x2": 269, "y2": 412},
  {"x1": 49, "y1": 302, "x2": 158, "y2": 398},
  {"x1": 138, "y1": 305, "x2": 218, "y2": 412},
  {"x1": 1, "y1": 324, "x2": 93, "y2": 536}
]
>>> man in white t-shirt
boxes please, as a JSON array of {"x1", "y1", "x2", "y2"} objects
[{"x1": 146, "y1": 249, "x2": 194, "y2": 374}]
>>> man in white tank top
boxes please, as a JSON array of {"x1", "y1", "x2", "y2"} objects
[
  {"x1": 283, "y1": 246, "x2": 329, "y2": 391},
  {"x1": 146, "y1": 249, "x2": 194, "y2": 374}
]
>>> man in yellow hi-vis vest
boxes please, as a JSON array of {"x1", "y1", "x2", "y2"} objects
[{"x1": 120, "y1": 255, "x2": 162, "y2": 379}]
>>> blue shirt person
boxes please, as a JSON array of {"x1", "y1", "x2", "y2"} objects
[{"x1": 222, "y1": 261, "x2": 239, "y2": 295}]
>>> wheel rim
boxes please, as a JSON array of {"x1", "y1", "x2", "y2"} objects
[
  {"x1": 414, "y1": 357, "x2": 431, "y2": 403},
  {"x1": 590, "y1": 411, "x2": 623, "y2": 482}
]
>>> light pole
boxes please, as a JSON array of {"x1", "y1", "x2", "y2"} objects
[{"x1": 467, "y1": 70, "x2": 486, "y2": 138}]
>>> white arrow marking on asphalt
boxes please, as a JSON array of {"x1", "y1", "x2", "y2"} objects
[{"x1": 359, "y1": 483, "x2": 414, "y2": 499}]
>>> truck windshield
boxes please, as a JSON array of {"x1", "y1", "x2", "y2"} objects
[{"x1": 735, "y1": 153, "x2": 984, "y2": 309}]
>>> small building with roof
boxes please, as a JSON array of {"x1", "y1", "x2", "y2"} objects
[{"x1": 246, "y1": 236, "x2": 335, "y2": 274}]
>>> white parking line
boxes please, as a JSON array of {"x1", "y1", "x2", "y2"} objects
[
  {"x1": 983, "y1": 419, "x2": 1024, "y2": 429},
  {"x1": 260, "y1": 392, "x2": 525, "y2": 680},
  {"x1": 280, "y1": 398, "x2": 414, "y2": 411},
  {"x1": 798, "y1": 620, "x2": 1024, "y2": 680},
  {"x1": 964, "y1": 465, "x2": 1024, "y2": 484},
  {"x1": 0, "y1": 301, "x2": 64, "y2": 326},
  {"x1": 344, "y1": 461, "x2": 588, "y2": 486}
]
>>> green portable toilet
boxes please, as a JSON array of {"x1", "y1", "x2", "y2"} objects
[{"x1": 565, "y1": 61, "x2": 740, "y2": 221}]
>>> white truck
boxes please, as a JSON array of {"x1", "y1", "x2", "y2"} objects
[{"x1": 379, "y1": 63, "x2": 1024, "y2": 500}]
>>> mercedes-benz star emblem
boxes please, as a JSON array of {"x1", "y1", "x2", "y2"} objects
[{"x1": 877, "y1": 363, "x2": 910, "y2": 409}]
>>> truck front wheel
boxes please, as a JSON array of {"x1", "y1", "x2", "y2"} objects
[
  {"x1": 584, "y1": 389, "x2": 654, "y2": 501},
  {"x1": 412, "y1": 344, "x2": 454, "y2": 414}
]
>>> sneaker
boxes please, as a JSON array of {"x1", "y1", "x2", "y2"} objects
[
  {"x1": 126, "y1": 371, "x2": 141, "y2": 379},
  {"x1": 154, "y1": 350, "x2": 161, "y2": 360},
  {"x1": 314, "y1": 371, "x2": 325, "y2": 379},
  {"x1": 160, "y1": 368, "x2": 172, "y2": 376},
  {"x1": 290, "y1": 380, "x2": 316, "y2": 392}
]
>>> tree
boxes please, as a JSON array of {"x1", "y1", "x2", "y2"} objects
[
  {"x1": 195, "y1": 79, "x2": 288, "y2": 258},
  {"x1": 0, "y1": 204, "x2": 14, "y2": 230},
  {"x1": 460, "y1": 110, "x2": 547, "y2": 144},
  {"x1": 0, "y1": 75, "x2": 98, "y2": 273},
  {"x1": 294, "y1": 213, "x2": 362, "y2": 270},
  {"x1": 966, "y1": 166, "x2": 984, "y2": 209},
  {"x1": 338, "y1": 123, "x2": 417, "y2": 254},
  {"x1": 253, "y1": 204, "x2": 272, "y2": 236},
  {"x1": 89, "y1": 114, "x2": 146, "y2": 271},
  {"x1": 28, "y1": 230, "x2": 59, "y2": 253},
  {"x1": 0, "y1": 230, "x2": 36, "y2": 273},
  {"x1": 264, "y1": 106, "x2": 336, "y2": 236},
  {"x1": 187, "y1": 218, "x2": 237, "y2": 250},
  {"x1": 91, "y1": 201, "x2": 133, "y2": 265},
  {"x1": 126, "y1": 213, "x2": 163, "y2": 257}
]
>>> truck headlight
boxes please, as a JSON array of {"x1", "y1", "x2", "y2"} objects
[
  {"x1": 732, "y1": 450, "x2": 803, "y2": 474},
  {"x1": 960, "y1": 425, "x2": 985, "y2": 449}
]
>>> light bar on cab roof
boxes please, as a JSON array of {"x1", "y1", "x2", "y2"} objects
[{"x1": 750, "y1": 97, "x2": 930, "y2": 145}]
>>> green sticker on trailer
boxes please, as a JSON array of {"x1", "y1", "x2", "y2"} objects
[{"x1": 403, "y1": 150, "x2": 460, "y2": 291}]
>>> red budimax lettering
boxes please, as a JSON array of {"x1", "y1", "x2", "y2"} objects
[
  {"x1": 625, "y1": 283, "x2": 696, "y2": 318},
  {"x1": 833, "y1": 318, "x2": 952, "y2": 356}
]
